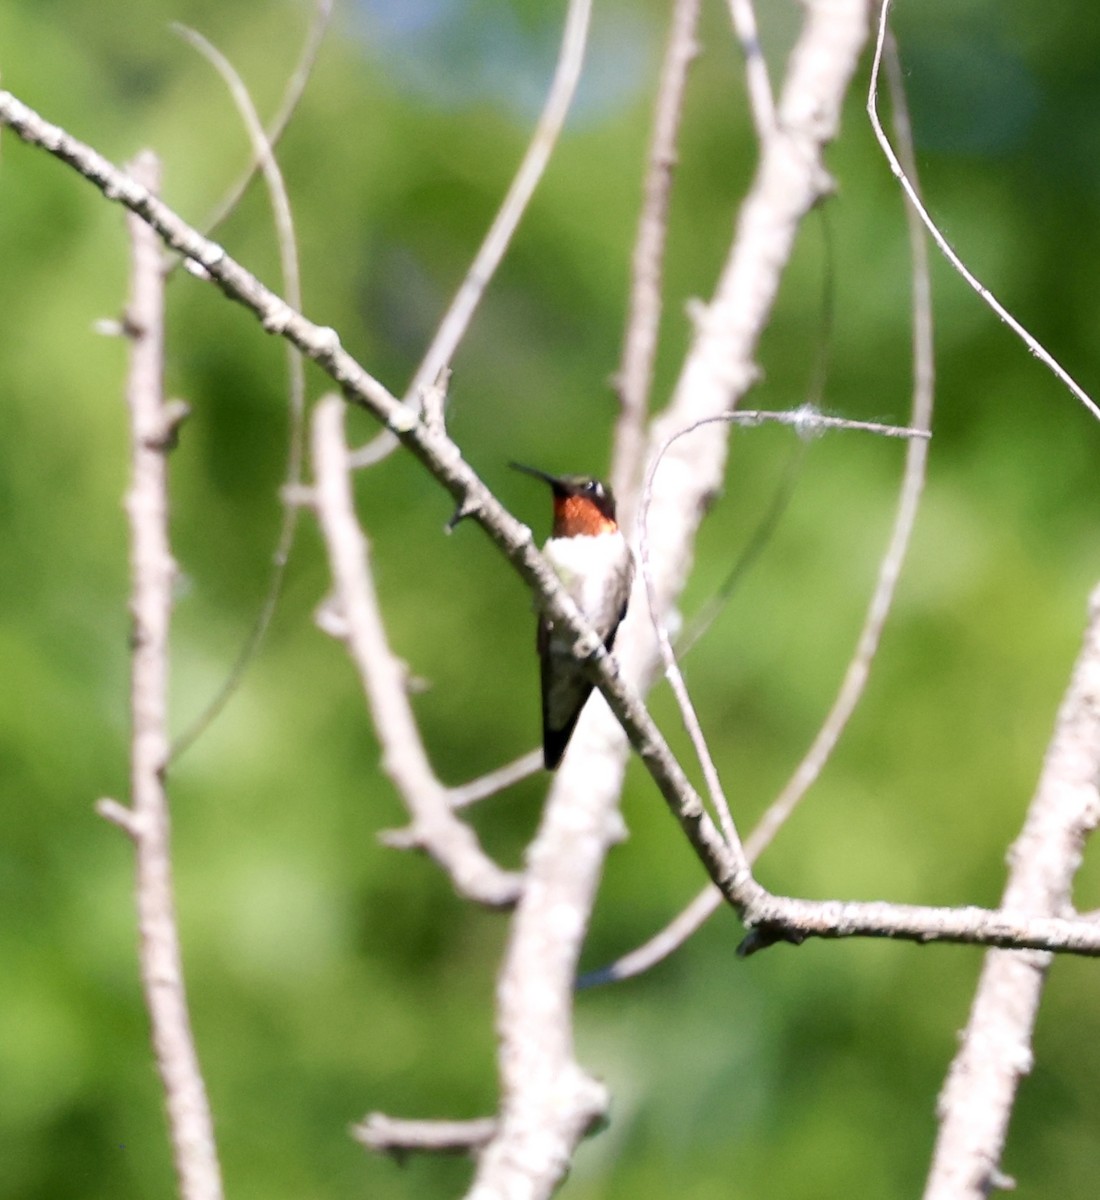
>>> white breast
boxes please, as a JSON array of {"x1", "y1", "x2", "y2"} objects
[{"x1": 544, "y1": 532, "x2": 632, "y2": 637}]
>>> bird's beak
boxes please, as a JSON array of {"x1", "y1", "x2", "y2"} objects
[{"x1": 509, "y1": 461, "x2": 566, "y2": 489}]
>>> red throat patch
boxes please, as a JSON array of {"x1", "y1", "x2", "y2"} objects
[{"x1": 552, "y1": 494, "x2": 618, "y2": 538}]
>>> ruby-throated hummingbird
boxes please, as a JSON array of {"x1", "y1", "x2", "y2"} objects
[{"x1": 511, "y1": 462, "x2": 634, "y2": 770}]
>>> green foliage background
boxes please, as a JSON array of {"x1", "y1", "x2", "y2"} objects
[{"x1": 2, "y1": 0, "x2": 1100, "y2": 1196}]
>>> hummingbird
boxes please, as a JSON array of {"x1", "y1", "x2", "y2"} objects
[{"x1": 510, "y1": 462, "x2": 634, "y2": 770}]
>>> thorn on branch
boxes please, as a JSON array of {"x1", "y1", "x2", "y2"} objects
[
  {"x1": 181, "y1": 257, "x2": 212, "y2": 281},
  {"x1": 145, "y1": 399, "x2": 191, "y2": 451},
  {"x1": 737, "y1": 922, "x2": 807, "y2": 958},
  {"x1": 314, "y1": 594, "x2": 348, "y2": 639},
  {"x1": 96, "y1": 797, "x2": 141, "y2": 839},
  {"x1": 445, "y1": 496, "x2": 480, "y2": 533},
  {"x1": 378, "y1": 825, "x2": 422, "y2": 851}
]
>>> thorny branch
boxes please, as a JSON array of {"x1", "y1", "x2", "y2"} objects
[
  {"x1": 0, "y1": 89, "x2": 746, "y2": 912},
  {"x1": 95, "y1": 152, "x2": 222, "y2": 1200},
  {"x1": 310, "y1": 395, "x2": 522, "y2": 908},
  {"x1": 4, "y1": 77, "x2": 1100, "y2": 953}
]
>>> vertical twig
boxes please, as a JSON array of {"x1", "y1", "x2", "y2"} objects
[
  {"x1": 611, "y1": 0, "x2": 701, "y2": 506},
  {"x1": 471, "y1": 7, "x2": 870, "y2": 1193},
  {"x1": 726, "y1": 0, "x2": 776, "y2": 140},
  {"x1": 100, "y1": 151, "x2": 223, "y2": 1200}
]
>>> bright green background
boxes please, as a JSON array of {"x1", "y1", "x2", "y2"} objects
[{"x1": 2, "y1": 0, "x2": 1100, "y2": 1196}]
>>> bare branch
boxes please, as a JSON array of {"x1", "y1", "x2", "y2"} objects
[
  {"x1": 0, "y1": 89, "x2": 747, "y2": 908},
  {"x1": 737, "y1": 896, "x2": 1100, "y2": 959},
  {"x1": 869, "y1": 0, "x2": 1100, "y2": 423},
  {"x1": 350, "y1": 0, "x2": 593, "y2": 469},
  {"x1": 447, "y1": 749, "x2": 543, "y2": 810},
  {"x1": 113, "y1": 151, "x2": 223, "y2": 1200},
  {"x1": 310, "y1": 395, "x2": 523, "y2": 908},
  {"x1": 354, "y1": 1113, "x2": 497, "y2": 1159},
  {"x1": 726, "y1": 0, "x2": 776, "y2": 140},
  {"x1": 578, "y1": 11, "x2": 935, "y2": 987},
  {"x1": 468, "y1": 10, "x2": 873, "y2": 1194},
  {"x1": 610, "y1": 0, "x2": 700, "y2": 502}
]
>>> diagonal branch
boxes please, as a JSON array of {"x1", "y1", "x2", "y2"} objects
[
  {"x1": 0, "y1": 88, "x2": 745, "y2": 905},
  {"x1": 9, "y1": 87, "x2": 1100, "y2": 977}
]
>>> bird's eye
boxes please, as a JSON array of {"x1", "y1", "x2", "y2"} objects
[{"x1": 584, "y1": 481, "x2": 603, "y2": 498}]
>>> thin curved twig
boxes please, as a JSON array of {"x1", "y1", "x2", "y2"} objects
[
  {"x1": 746, "y1": 30, "x2": 935, "y2": 860},
  {"x1": 169, "y1": 27, "x2": 306, "y2": 760},
  {"x1": 350, "y1": 0, "x2": 593, "y2": 469},
  {"x1": 637, "y1": 408, "x2": 928, "y2": 852},
  {"x1": 869, "y1": 0, "x2": 1100, "y2": 424},
  {"x1": 186, "y1": 0, "x2": 333, "y2": 250}
]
